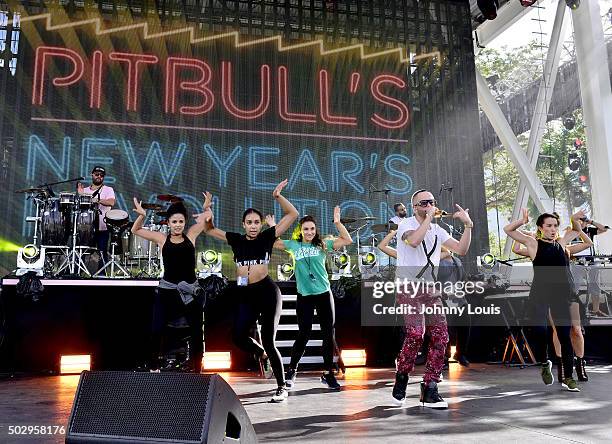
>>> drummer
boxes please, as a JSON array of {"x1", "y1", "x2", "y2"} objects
[
  {"x1": 389, "y1": 203, "x2": 408, "y2": 225},
  {"x1": 78, "y1": 166, "x2": 116, "y2": 265}
]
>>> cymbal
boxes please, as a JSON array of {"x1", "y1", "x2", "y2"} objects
[
  {"x1": 15, "y1": 187, "x2": 44, "y2": 194},
  {"x1": 157, "y1": 194, "x2": 183, "y2": 202},
  {"x1": 340, "y1": 216, "x2": 377, "y2": 224},
  {"x1": 141, "y1": 203, "x2": 163, "y2": 210},
  {"x1": 371, "y1": 223, "x2": 398, "y2": 234}
]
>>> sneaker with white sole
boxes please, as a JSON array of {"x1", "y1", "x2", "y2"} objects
[
  {"x1": 561, "y1": 377, "x2": 580, "y2": 392},
  {"x1": 541, "y1": 360, "x2": 554, "y2": 386},
  {"x1": 420, "y1": 381, "x2": 448, "y2": 409},
  {"x1": 321, "y1": 372, "x2": 341, "y2": 390},
  {"x1": 392, "y1": 372, "x2": 409, "y2": 406},
  {"x1": 271, "y1": 386, "x2": 288, "y2": 402},
  {"x1": 285, "y1": 367, "x2": 297, "y2": 389}
]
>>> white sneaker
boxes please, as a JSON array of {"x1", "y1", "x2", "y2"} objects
[{"x1": 271, "y1": 386, "x2": 288, "y2": 402}]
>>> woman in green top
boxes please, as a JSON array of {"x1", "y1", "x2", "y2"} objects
[{"x1": 271, "y1": 206, "x2": 352, "y2": 390}]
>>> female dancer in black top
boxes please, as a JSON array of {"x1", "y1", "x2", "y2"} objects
[
  {"x1": 132, "y1": 196, "x2": 207, "y2": 372},
  {"x1": 202, "y1": 180, "x2": 298, "y2": 402},
  {"x1": 504, "y1": 208, "x2": 584, "y2": 391}
]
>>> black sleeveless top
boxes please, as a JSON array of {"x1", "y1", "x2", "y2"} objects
[
  {"x1": 161, "y1": 234, "x2": 196, "y2": 284},
  {"x1": 530, "y1": 239, "x2": 574, "y2": 301}
]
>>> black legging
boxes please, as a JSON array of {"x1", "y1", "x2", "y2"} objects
[
  {"x1": 232, "y1": 276, "x2": 284, "y2": 387},
  {"x1": 151, "y1": 288, "x2": 203, "y2": 372},
  {"x1": 289, "y1": 290, "x2": 335, "y2": 372},
  {"x1": 528, "y1": 294, "x2": 573, "y2": 378}
]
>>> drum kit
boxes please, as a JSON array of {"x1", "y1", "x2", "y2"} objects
[{"x1": 18, "y1": 180, "x2": 182, "y2": 278}]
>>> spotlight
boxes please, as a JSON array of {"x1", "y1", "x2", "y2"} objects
[
  {"x1": 563, "y1": 116, "x2": 575, "y2": 130},
  {"x1": 478, "y1": 252, "x2": 496, "y2": 269},
  {"x1": 341, "y1": 349, "x2": 366, "y2": 367},
  {"x1": 568, "y1": 152, "x2": 580, "y2": 171},
  {"x1": 477, "y1": 0, "x2": 499, "y2": 20},
  {"x1": 277, "y1": 261, "x2": 294, "y2": 281},
  {"x1": 202, "y1": 351, "x2": 231, "y2": 370},
  {"x1": 358, "y1": 246, "x2": 379, "y2": 279},
  {"x1": 197, "y1": 249, "x2": 222, "y2": 277},
  {"x1": 519, "y1": 0, "x2": 537, "y2": 6},
  {"x1": 17, "y1": 244, "x2": 45, "y2": 275},
  {"x1": 60, "y1": 354, "x2": 91, "y2": 374},
  {"x1": 565, "y1": 0, "x2": 580, "y2": 10},
  {"x1": 331, "y1": 249, "x2": 352, "y2": 280}
]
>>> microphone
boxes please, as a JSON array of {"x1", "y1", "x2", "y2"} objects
[{"x1": 434, "y1": 210, "x2": 451, "y2": 218}]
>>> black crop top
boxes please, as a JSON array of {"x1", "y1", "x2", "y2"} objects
[
  {"x1": 226, "y1": 227, "x2": 277, "y2": 267},
  {"x1": 161, "y1": 234, "x2": 197, "y2": 284}
]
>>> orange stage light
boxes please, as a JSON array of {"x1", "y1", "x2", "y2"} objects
[
  {"x1": 341, "y1": 349, "x2": 366, "y2": 367},
  {"x1": 203, "y1": 351, "x2": 232, "y2": 370},
  {"x1": 60, "y1": 354, "x2": 91, "y2": 374}
]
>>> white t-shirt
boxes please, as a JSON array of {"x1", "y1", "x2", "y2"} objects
[
  {"x1": 83, "y1": 185, "x2": 115, "y2": 231},
  {"x1": 389, "y1": 215, "x2": 407, "y2": 225},
  {"x1": 395, "y1": 216, "x2": 451, "y2": 279}
]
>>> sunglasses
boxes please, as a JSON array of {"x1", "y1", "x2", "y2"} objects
[
  {"x1": 415, "y1": 199, "x2": 436, "y2": 207},
  {"x1": 92, "y1": 172, "x2": 105, "y2": 177}
]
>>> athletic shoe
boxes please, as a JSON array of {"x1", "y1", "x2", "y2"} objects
[
  {"x1": 321, "y1": 372, "x2": 341, "y2": 390},
  {"x1": 561, "y1": 377, "x2": 580, "y2": 392},
  {"x1": 391, "y1": 372, "x2": 409, "y2": 406},
  {"x1": 541, "y1": 360, "x2": 554, "y2": 386},
  {"x1": 271, "y1": 386, "x2": 288, "y2": 402},
  {"x1": 420, "y1": 381, "x2": 448, "y2": 409},
  {"x1": 285, "y1": 367, "x2": 297, "y2": 389},
  {"x1": 575, "y1": 357, "x2": 588, "y2": 382},
  {"x1": 453, "y1": 353, "x2": 470, "y2": 367}
]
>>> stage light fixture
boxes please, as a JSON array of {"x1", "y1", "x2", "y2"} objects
[
  {"x1": 60, "y1": 354, "x2": 91, "y2": 374},
  {"x1": 358, "y1": 246, "x2": 380, "y2": 279},
  {"x1": 331, "y1": 249, "x2": 352, "y2": 280},
  {"x1": 565, "y1": 0, "x2": 580, "y2": 10},
  {"x1": 479, "y1": 253, "x2": 496, "y2": 269},
  {"x1": 477, "y1": 0, "x2": 500, "y2": 20},
  {"x1": 568, "y1": 152, "x2": 580, "y2": 171},
  {"x1": 334, "y1": 252, "x2": 350, "y2": 269},
  {"x1": 17, "y1": 244, "x2": 45, "y2": 276},
  {"x1": 277, "y1": 261, "x2": 294, "y2": 281},
  {"x1": 519, "y1": 0, "x2": 537, "y2": 7},
  {"x1": 341, "y1": 349, "x2": 366, "y2": 367},
  {"x1": 202, "y1": 351, "x2": 231, "y2": 370},
  {"x1": 198, "y1": 249, "x2": 222, "y2": 277}
]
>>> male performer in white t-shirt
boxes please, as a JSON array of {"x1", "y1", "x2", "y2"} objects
[
  {"x1": 78, "y1": 166, "x2": 116, "y2": 264},
  {"x1": 389, "y1": 202, "x2": 408, "y2": 225},
  {"x1": 391, "y1": 189, "x2": 473, "y2": 409}
]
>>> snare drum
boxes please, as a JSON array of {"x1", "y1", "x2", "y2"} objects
[
  {"x1": 104, "y1": 209, "x2": 129, "y2": 228},
  {"x1": 59, "y1": 192, "x2": 76, "y2": 207}
]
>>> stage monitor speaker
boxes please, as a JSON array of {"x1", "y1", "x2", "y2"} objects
[{"x1": 65, "y1": 371, "x2": 257, "y2": 443}]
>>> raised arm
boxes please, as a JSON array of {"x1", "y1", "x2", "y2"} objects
[
  {"x1": 559, "y1": 210, "x2": 586, "y2": 247},
  {"x1": 566, "y1": 225, "x2": 594, "y2": 256},
  {"x1": 402, "y1": 207, "x2": 434, "y2": 247},
  {"x1": 272, "y1": 179, "x2": 299, "y2": 237},
  {"x1": 131, "y1": 197, "x2": 166, "y2": 247},
  {"x1": 378, "y1": 229, "x2": 397, "y2": 258},
  {"x1": 200, "y1": 206, "x2": 228, "y2": 242},
  {"x1": 332, "y1": 206, "x2": 353, "y2": 249},
  {"x1": 442, "y1": 204, "x2": 473, "y2": 256},
  {"x1": 186, "y1": 192, "x2": 209, "y2": 244},
  {"x1": 504, "y1": 208, "x2": 538, "y2": 258}
]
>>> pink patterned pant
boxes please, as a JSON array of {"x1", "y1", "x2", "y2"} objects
[{"x1": 396, "y1": 291, "x2": 449, "y2": 384}]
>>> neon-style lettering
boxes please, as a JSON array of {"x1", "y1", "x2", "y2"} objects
[
  {"x1": 221, "y1": 61, "x2": 270, "y2": 119},
  {"x1": 32, "y1": 46, "x2": 85, "y2": 105},
  {"x1": 278, "y1": 66, "x2": 317, "y2": 123},
  {"x1": 108, "y1": 52, "x2": 159, "y2": 112},
  {"x1": 165, "y1": 57, "x2": 215, "y2": 115},
  {"x1": 370, "y1": 74, "x2": 410, "y2": 129}
]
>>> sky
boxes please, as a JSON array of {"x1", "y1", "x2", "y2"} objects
[{"x1": 488, "y1": 0, "x2": 612, "y2": 51}]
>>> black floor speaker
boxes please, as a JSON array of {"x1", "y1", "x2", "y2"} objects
[{"x1": 65, "y1": 371, "x2": 257, "y2": 443}]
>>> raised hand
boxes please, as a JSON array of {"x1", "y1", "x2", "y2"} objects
[
  {"x1": 203, "y1": 191, "x2": 213, "y2": 210},
  {"x1": 521, "y1": 208, "x2": 529, "y2": 225},
  {"x1": 333, "y1": 206, "x2": 341, "y2": 224},
  {"x1": 571, "y1": 209, "x2": 586, "y2": 223},
  {"x1": 265, "y1": 214, "x2": 276, "y2": 227},
  {"x1": 452, "y1": 204, "x2": 471, "y2": 225},
  {"x1": 133, "y1": 197, "x2": 146, "y2": 217},
  {"x1": 77, "y1": 182, "x2": 85, "y2": 194},
  {"x1": 202, "y1": 207, "x2": 214, "y2": 223},
  {"x1": 273, "y1": 179, "x2": 289, "y2": 198}
]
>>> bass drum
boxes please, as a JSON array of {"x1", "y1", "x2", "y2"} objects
[{"x1": 41, "y1": 198, "x2": 69, "y2": 245}]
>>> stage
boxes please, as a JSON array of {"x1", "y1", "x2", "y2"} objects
[{"x1": 1, "y1": 364, "x2": 611, "y2": 443}]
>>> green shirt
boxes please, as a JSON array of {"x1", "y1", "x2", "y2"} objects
[{"x1": 283, "y1": 239, "x2": 335, "y2": 296}]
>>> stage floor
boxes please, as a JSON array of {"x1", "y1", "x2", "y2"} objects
[{"x1": 1, "y1": 364, "x2": 611, "y2": 443}]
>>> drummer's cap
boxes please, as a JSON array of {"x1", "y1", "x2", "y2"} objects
[{"x1": 91, "y1": 166, "x2": 106, "y2": 176}]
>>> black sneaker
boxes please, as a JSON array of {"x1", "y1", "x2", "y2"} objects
[
  {"x1": 285, "y1": 367, "x2": 297, "y2": 389},
  {"x1": 420, "y1": 381, "x2": 448, "y2": 409},
  {"x1": 575, "y1": 357, "x2": 588, "y2": 382},
  {"x1": 271, "y1": 385, "x2": 288, "y2": 402},
  {"x1": 541, "y1": 360, "x2": 554, "y2": 386},
  {"x1": 321, "y1": 372, "x2": 341, "y2": 391},
  {"x1": 453, "y1": 353, "x2": 470, "y2": 367},
  {"x1": 391, "y1": 372, "x2": 409, "y2": 406}
]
